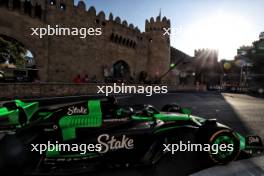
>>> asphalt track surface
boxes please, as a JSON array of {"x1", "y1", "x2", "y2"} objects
[
  {"x1": 1, "y1": 92, "x2": 264, "y2": 175},
  {"x1": 88, "y1": 92, "x2": 264, "y2": 176}
]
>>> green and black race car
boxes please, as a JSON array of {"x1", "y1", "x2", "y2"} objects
[{"x1": 0, "y1": 98, "x2": 263, "y2": 175}]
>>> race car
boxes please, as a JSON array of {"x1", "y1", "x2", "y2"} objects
[
  {"x1": 0, "y1": 98, "x2": 263, "y2": 175},
  {"x1": 0, "y1": 99, "x2": 39, "y2": 129}
]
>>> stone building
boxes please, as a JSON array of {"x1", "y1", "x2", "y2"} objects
[
  {"x1": 170, "y1": 47, "x2": 196, "y2": 85},
  {"x1": 0, "y1": 0, "x2": 172, "y2": 82},
  {"x1": 194, "y1": 49, "x2": 221, "y2": 85}
]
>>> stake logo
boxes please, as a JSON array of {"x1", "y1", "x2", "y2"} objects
[
  {"x1": 97, "y1": 134, "x2": 134, "y2": 153},
  {"x1": 67, "y1": 106, "x2": 87, "y2": 115},
  {"x1": 248, "y1": 136, "x2": 260, "y2": 144}
]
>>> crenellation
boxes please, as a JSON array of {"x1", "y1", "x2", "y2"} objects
[
  {"x1": 77, "y1": 1, "x2": 86, "y2": 11},
  {"x1": 64, "y1": 0, "x2": 74, "y2": 6},
  {"x1": 87, "y1": 6, "x2": 96, "y2": 16},
  {"x1": 150, "y1": 17, "x2": 154, "y2": 23},
  {"x1": 144, "y1": 15, "x2": 171, "y2": 79},
  {"x1": 97, "y1": 11, "x2": 105, "y2": 21},
  {"x1": 115, "y1": 16, "x2": 121, "y2": 24},
  {"x1": 109, "y1": 12, "x2": 114, "y2": 21},
  {"x1": 135, "y1": 27, "x2": 140, "y2": 33},
  {"x1": 122, "y1": 20, "x2": 128, "y2": 27},
  {"x1": 166, "y1": 19, "x2": 170, "y2": 26},
  {"x1": 128, "y1": 23, "x2": 134, "y2": 30},
  {"x1": 156, "y1": 15, "x2": 161, "y2": 22},
  {"x1": 0, "y1": 1, "x2": 172, "y2": 82}
]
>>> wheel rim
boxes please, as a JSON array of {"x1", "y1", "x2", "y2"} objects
[{"x1": 212, "y1": 135, "x2": 234, "y2": 160}]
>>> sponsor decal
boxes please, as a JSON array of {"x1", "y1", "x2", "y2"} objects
[
  {"x1": 67, "y1": 106, "x2": 87, "y2": 115},
  {"x1": 97, "y1": 134, "x2": 134, "y2": 153},
  {"x1": 248, "y1": 136, "x2": 260, "y2": 144}
]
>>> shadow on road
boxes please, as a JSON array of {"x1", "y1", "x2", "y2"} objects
[{"x1": 2, "y1": 92, "x2": 261, "y2": 176}]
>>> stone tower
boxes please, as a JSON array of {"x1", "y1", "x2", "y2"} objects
[{"x1": 145, "y1": 15, "x2": 171, "y2": 80}]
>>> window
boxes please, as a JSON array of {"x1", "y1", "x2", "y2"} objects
[
  {"x1": 95, "y1": 19, "x2": 100, "y2": 24},
  {"x1": 118, "y1": 37, "x2": 122, "y2": 44},
  {"x1": 114, "y1": 35, "x2": 118, "y2": 43},
  {"x1": 130, "y1": 41, "x2": 133, "y2": 47},
  {"x1": 122, "y1": 38, "x2": 126, "y2": 45},
  {"x1": 110, "y1": 33, "x2": 115, "y2": 41},
  {"x1": 126, "y1": 40, "x2": 130, "y2": 46}
]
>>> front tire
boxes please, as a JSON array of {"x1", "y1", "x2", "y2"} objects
[
  {"x1": 196, "y1": 128, "x2": 240, "y2": 164},
  {"x1": 208, "y1": 129, "x2": 240, "y2": 164}
]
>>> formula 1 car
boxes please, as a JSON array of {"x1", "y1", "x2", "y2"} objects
[{"x1": 0, "y1": 98, "x2": 263, "y2": 175}]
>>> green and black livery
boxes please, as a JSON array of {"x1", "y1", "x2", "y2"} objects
[{"x1": 0, "y1": 99, "x2": 263, "y2": 175}]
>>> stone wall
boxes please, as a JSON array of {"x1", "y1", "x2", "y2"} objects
[{"x1": 0, "y1": 0, "x2": 172, "y2": 83}]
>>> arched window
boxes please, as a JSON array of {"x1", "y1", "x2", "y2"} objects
[
  {"x1": 95, "y1": 19, "x2": 100, "y2": 24},
  {"x1": 110, "y1": 33, "x2": 114, "y2": 41},
  {"x1": 130, "y1": 41, "x2": 133, "y2": 47},
  {"x1": 118, "y1": 36, "x2": 122, "y2": 44},
  {"x1": 35, "y1": 4, "x2": 42, "y2": 19},
  {"x1": 122, "y1": 38, "x2": 126, "y2": 45},
  {"x1": 133, "y1": 42, "x2": 136, "y2": 48},
  {"x1": 24, "y1": 0, "x2": 32, "y2": 16},
  {"x1": 112, "y1": 60, "x2": 130, "y2": 80},
  {"x1": 114, "y1": 35, "x2": 118, "y2": 43},
  {"x1": 126, "y1": 40, "x2": 130, "y2": 46}
]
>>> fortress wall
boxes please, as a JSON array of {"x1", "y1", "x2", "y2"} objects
[{"x1": 0, "y1": 0, "x2": 171, "y2": 83}]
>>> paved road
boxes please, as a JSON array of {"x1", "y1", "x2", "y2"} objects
[
  {"x1": 118, "y1": 92, "x2": 264, "y2": 141},
  {"x1": 90, "y1": 92, "x2": 264, "y2": 176},
  {"x1": 1, "y1": 92, "x2": 263, "y2": 175},
  {"x1": 191, "y1": 155, "x2": 264, "y2": 176}
]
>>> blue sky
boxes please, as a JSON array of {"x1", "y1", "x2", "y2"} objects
[{"x1": 74, "y1": 0, "x2": 264, "y2": 60}]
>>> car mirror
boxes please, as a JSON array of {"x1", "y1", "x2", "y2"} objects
[{"x1": 181, "y1": 108, "x2": 192, "y2": 117}]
